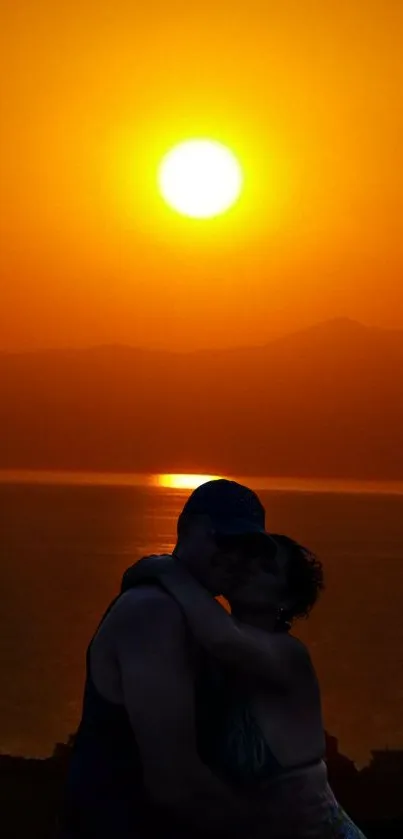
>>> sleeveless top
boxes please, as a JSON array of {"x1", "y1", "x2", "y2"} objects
[
  {"x1": 61, "y1": 597, "x2": 146, "y2": 836},
  {"x1": 195, "y1": 651, "x2": 284, "y2": 786}
]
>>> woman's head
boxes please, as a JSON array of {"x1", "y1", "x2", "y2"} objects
[{"x1": 215, "y1": 533, "x2": 324, "y2": 628}]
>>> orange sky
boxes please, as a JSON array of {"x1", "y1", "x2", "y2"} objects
[{"x1": 1, "y1": 1, "x2": 402, "y2": 351}]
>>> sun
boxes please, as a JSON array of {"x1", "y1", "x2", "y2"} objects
[{"x1": 158, "y1": 139, "x2": 243, "y2": 219}]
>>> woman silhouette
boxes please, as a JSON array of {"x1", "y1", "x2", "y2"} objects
[{"x1": 127, "y1": 535, "x2": 366, "y2": 839}]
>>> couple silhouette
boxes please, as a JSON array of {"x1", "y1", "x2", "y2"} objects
[{"x1": 60, "y1": 479, "x2": 366, "y2": 838}]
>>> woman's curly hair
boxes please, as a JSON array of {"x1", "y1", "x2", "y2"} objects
[
  {"x1": 271, "y1": 534, "x2": 325, "y2": 624},
  {"x1": 212, "y1": 531, "x2": 324, "y2": 627}
]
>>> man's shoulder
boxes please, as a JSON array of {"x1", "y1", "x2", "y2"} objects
[
  {"x1": 118, "y1": 583, "x2": 180, "y2": 608},
  {"x1": 110, "y1": 584, "x2": 185, "y2": 632}
]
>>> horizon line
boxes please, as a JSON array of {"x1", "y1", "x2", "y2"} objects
[{"x1": 1, "y1": 469, "x2": 403, "y2": 496}]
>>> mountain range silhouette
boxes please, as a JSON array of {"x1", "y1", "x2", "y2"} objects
[{"x1": 1, "y1": 318, "x2": 403, "y2": 479}]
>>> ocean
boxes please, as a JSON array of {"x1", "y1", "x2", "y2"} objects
[{"x1": 1, "y1": 474, "x2": 403, "y2": 766}]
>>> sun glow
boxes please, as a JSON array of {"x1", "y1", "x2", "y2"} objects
[
  {"x1": 158, "y1": 139, "x2": 243, "y2": 219},
  {"x1": 156, "y1": 474, "x2": 222, "y2": 489}
]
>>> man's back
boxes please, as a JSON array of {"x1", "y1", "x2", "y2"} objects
[
  {"x1": 61, "y1": 588, "x2": 169, "y2": 836},
  {"x1": 61, "y1": 585, "x2": 246, "y2": 837},
  {"x1": 90, "y1": 585, "x2": 189, "y2": 706}
]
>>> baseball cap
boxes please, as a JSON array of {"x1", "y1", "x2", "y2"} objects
[{"x1": 181, "y1": 479, "x2": 276, "y2": 548}]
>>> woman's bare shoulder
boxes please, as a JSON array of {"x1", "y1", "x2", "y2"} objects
[{"x1": 244, "y1": 624, "x2": 314, "y2": 666}]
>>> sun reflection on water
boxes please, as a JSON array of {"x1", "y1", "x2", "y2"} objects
[{"x1": 155, "y1": 473, "x2": 222, "y2": 489}]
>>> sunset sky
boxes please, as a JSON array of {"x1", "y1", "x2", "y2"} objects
[{"x1": 1, "y1": 1, "x2": 402, "y2": 351}]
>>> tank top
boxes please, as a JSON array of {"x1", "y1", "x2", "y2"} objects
[
  {"x1": 195, "y1": 651, "x2": 284, "y2": 785},
  {"x1": 61, "y1": 597, "x2": 146, "y2": 837}
]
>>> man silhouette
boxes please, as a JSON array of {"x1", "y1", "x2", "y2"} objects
[{"x1": 60, "y1": 479, "x2": 273, "y2": 838}]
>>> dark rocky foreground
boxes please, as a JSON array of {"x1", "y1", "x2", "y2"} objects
[{"x1": 1, "y1": 733, "x2": 402, "y2": 838}]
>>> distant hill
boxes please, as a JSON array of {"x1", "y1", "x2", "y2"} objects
[{"x1": 1, "y1": 318, "x2": 403, "y2": 479}]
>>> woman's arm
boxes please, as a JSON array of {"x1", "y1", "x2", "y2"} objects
[{"x1": 123, "y1": 556, "x2": 299, "y2": 687}]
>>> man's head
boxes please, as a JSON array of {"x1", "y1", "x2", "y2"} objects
[{"x1": 174, "y1": 479, "x2": 276, "y2": 593}]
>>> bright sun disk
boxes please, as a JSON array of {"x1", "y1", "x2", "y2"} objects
[{"x1": 158, "y1": 139, "x2": 243, "y2": 219}]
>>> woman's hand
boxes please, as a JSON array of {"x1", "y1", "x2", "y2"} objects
[{"x1": 121, "y1": 554, "x2": 179, "y2": 592}]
